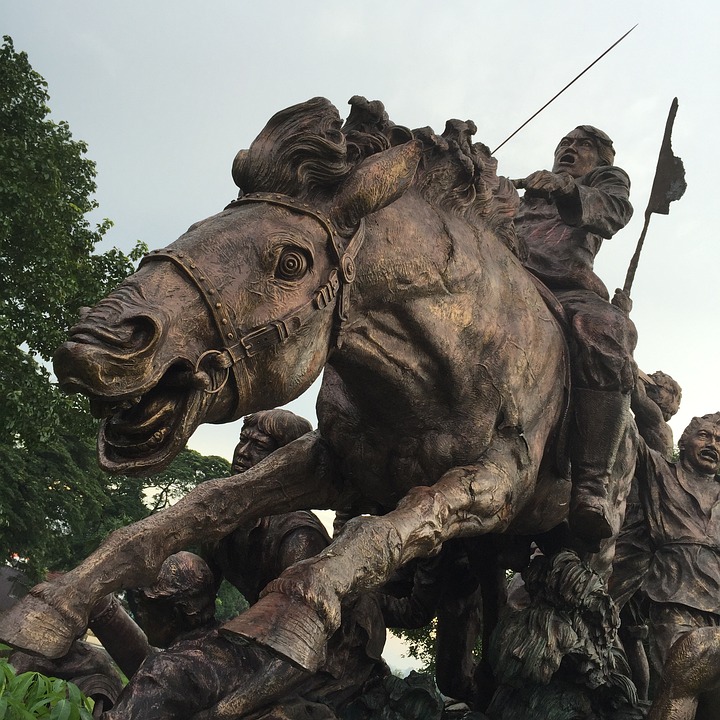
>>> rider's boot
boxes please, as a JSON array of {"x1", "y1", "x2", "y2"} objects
[{"x1": 569, "y1": 388, "x2": 630, "y2": 550}]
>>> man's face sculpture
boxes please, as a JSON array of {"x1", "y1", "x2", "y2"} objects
[
  {"x1": 552, "y1": 128, "x2": 601, "y2": 179},
  {"x1": 232, "y1": 423, "x2": 279, "y2": 473},
  {"x1": 681, "y1": 420, "x2": 720, "y2": 477}
]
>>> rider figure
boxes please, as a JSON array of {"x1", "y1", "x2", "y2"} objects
[{"x1": 515, "y1": 125, "x2": 637, "y2": 547}]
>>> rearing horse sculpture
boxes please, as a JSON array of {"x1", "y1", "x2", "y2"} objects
[{"x1": 1, "y1": 97, "x2": 635, "y2": 679}]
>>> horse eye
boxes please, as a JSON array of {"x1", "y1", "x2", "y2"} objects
[{"x1": 276, "y1": 248, "x2": 311, "y2": 280}]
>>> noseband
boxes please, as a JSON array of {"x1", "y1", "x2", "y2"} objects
[{"x1": 139, "y1": 192, "x2": 364, "y2": 415}]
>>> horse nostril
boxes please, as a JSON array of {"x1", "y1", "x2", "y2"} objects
[
  {"x1": 68, "y1": 312, "x2": 160, "y2": 354},
  {"x1": 125, "y1": 315, "x2": 160, "y2": 353}
]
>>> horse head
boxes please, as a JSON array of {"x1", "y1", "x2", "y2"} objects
[{"x1": 53, "y1": 97, "x2": 422, "y2": 474}]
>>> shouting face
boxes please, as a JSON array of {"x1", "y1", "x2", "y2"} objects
[
  {"x1": 552, "y1": 128, "x2": 601, "y2": 178},
  {"x1": 681, "y1": 420, "x2": 720, "y2": 477}
]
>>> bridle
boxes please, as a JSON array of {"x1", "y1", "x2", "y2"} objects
[{"x1": 138, "y1": 192, "x2": 364, "y2": 416}]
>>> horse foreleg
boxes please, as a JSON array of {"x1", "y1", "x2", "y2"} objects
[
  {"x1": 223, "y1": 433, "x2": 533, "y2": 672},
  {"x1": 0, "y1": 432, "x2": 337, "y2": 659}
]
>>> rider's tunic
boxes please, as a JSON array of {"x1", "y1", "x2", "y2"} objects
[{"x1": 515, "y1": 165, "x2": 637, "y2": 393}]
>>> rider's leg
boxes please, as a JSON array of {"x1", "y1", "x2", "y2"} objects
[
  {"x1": 569, "y1": 388, "x2": 631, "y2": 545},
  {"x1": 558, "y1": 290, "x2": 638, "y2": 549}
]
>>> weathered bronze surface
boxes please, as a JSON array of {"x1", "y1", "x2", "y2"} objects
[
  {"x1": 0, "y1": 96, "x2": 674, "y2": 717},
  {"x1": 515, "y1": 124, "x2": 637, "y2": 549},
  {"x1": 101, "y1": 410, "x2": 384, "y2": 718},
  {"x1": 617, "y1": 413, "x2": 720, "y2": 719}
]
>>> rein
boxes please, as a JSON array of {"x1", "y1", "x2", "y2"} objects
[{"x1": 139, "y1": 192, "x2": 364, "y2": 412}]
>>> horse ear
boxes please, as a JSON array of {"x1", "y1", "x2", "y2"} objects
[{"x1": 331, "y1": 140, "x2": 423, "y2": 231}]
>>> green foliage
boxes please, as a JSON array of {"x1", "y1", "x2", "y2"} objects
[
  {"x1": 0, "y1": 656, "x2": 93, "y2": 719},
  {"x1": 391, "y1": 623, "x2": 437, "y2": 674},
  {"x1": 138, "y1": 450, "x2": 231, "y2": 513},
  {"x1": 0, "y1": 36, "x2": 150, "y2": 578},
  {"x1": 214, "y1": 578, "x2": 249, "y2": 622}
]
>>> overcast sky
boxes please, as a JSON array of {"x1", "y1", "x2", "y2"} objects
[
  {"x1": 6, "y1": 0, "x2": 718, "y2": 456},
  {"x1": 5, "y1": 0, "x2": 718, "y2": 672}
]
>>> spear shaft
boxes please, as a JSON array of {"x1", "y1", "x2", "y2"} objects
[{"x1": 492, "y1": 25, "x2": 638, "y2": 155}]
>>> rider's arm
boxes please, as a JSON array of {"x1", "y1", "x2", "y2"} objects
[{"x1": 556, "y1": 166, "x2": 633, "y2": 238}]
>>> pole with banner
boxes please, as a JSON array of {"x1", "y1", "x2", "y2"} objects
[{"x1": 622, "y1": 98, "x2": 687, "y2": 296}]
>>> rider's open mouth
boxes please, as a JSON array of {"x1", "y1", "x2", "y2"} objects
[
  {"x1": 700, "y1": 448, "x2": 719, "y2": 463},
  {"x1": 558, "y1": 153, "x2": 576, "y2": 165}
]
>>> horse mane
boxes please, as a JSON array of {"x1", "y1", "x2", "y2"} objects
[
  {"x1": 232, "y1": 97, "x2": 354, "y2": 199},
  {"x1": 411, "y1": 119, "x2": 524, "y2": 259},
  {"x1": 232, "y1": 96, "x2": 524, "y2": 258}
]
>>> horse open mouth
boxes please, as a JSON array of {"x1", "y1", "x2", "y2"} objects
[{"x1": 94, "y1": 363, "x2": 206, "y2": 474}]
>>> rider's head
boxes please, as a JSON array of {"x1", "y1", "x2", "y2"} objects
[
  {"x1": 231, "y1": 410, "x2": 312, "y2": 473},
  {"x1": 553, "y1": 126, "x2": 615, "y2": 178}
]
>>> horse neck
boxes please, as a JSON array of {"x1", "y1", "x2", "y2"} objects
[{"x1": 327, "y1": 196, "x2": 522, "y2": 424}]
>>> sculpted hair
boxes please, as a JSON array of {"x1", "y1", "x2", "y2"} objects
[
  {"x1": 647, "y1": 370, "x2": 682, "y2": 418},
  {"x1": 135, "y1": 551, "x2": 217, "y2": 627},
  {"x1": 244, "y1": 409, "x2": 313, "y2": 448},
  {"x1": 232, "y1": 97, "x2": 353, "y2": 199},
  {"x1": 571, "y1": 125, "x2": 616, "y2": 166},
  {"x1": 679, "y1": 412, "x2": 720, "y2": 451}
]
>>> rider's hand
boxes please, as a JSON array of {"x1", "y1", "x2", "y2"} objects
[
  {"x1": 522, "y1": 170, "x2": 576, "y2": 200},
  {"x1": 611, "y1": 288, "x2": 633, "y2": 314}
]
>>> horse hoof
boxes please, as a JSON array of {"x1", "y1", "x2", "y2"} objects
[
  {"x1": 0, "y1": 593, "x2": 79, "y2": 659},
  {"x1": 220, "y1": 591, "x2": 327, "y2": 673}
]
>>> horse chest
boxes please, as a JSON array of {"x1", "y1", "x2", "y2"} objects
[{"x1": 329, "y1": 425, "x2": 479, "y2": 510}]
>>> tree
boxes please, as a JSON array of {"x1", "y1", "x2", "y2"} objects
[
  {"x1": 0, "y1": 36, "x2": 148, "y2": 578},
  {"x1": 138, "y1": 449, "x2": 231, "y2": 514}
]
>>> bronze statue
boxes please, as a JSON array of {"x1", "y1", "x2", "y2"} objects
[
  {"x1": 1, "y1": 97, "x2": 641, "y2": 716},
  {"x1": 608, "y1": 409, "x2": 720, "y2": 719},
  {"x1": 105, "y1": 410, "x2": 388, "y2": 719},
  {"x1": 9, "y1": 551, "x2": 216, "y2": 716},
  {"x1": 610, "y1": 370, "x2": 682, "y2": 700},
  {"x1": 631, "y1": 371, "x2": 682, "y2": 462},
  {"x1": 205, "y1": 410, "x2": 330, "y2": 604},
  {"x1": 634, "y1": 413, "x2": 720, "y2": 677},
  {"x1": 515, "y1": 125, "x2": 637, "y2": 548},
  {"x1": 487, "y1": 550, "x2": 642, "y2": 720},
  {"x1": 647, "y1": 626, "x2": 720, "y2": 720}
]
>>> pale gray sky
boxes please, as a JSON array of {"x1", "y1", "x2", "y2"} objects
[
  {"x1": 6, "y1": 0, "x2": 718, "y2": 452},
  {"x1": 5, "y1": 0, "x2": 719, "y2": 668}
]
